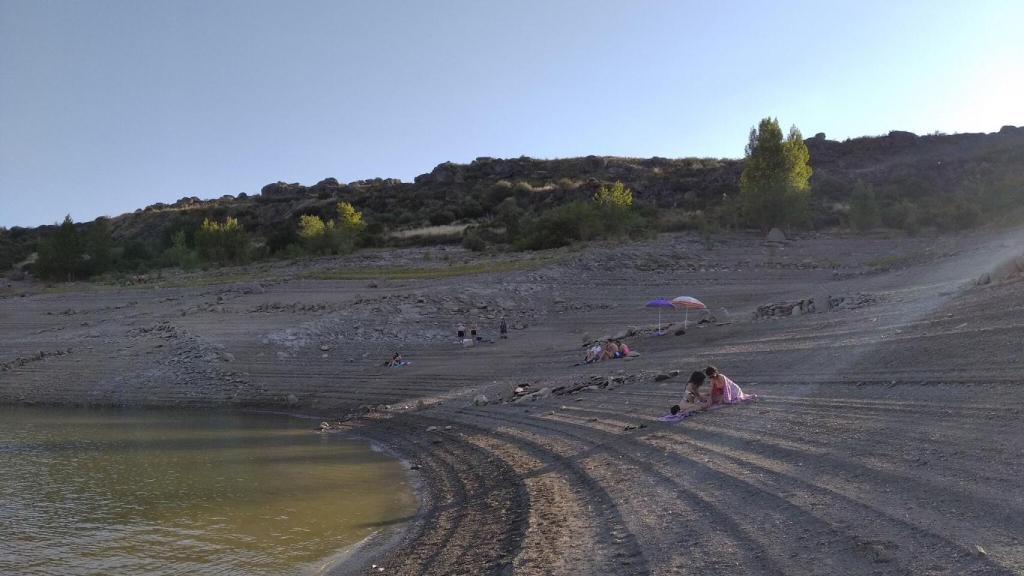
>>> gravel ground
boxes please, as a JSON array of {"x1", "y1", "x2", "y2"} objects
[{"x1": 2, "y1": 229, "x2": 1023, "y2": 575}]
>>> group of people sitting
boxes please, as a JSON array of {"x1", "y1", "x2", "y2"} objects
[
  {"x1": 670, "y1": 366, "x2": 756, "y2": 415},
  {"x1": 584, "y1": 339, "x2": 636, "y2": 363}
]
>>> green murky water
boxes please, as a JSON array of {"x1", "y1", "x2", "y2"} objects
[{"x1": 0, "y1": 407, "x2": 417, "y2": 575}]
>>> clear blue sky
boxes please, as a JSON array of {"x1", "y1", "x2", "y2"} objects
[{"x1": 1, "y1": 0, "x2": 1022, "y2": 227}]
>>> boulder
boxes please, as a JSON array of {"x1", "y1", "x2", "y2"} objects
[
  {"x1": 473, "y1": 394, "x2": 489, "y2": 406},
  {"x1": 765, "y1": 228, "x2": 787, "y2": 243},
  {"x1": 260, "y1": 181, "x2": 307, "y2": 198},
  {"x1": 313, "y1": 177, "x2": 340, "y2": 189}
]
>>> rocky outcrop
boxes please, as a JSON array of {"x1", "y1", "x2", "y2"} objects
[{"x1": 260, "y1": 181, "x2": 308, "y2": 198}]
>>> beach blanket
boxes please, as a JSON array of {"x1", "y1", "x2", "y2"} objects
[{"x1": 657, "y1": 412, "x2": 690, "y2": 422}]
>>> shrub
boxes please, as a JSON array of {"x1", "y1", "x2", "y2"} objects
[
  {"x1": 296, "y1": 202, "x2": 367, "y2": 255},
  {"x1": 594, "y1": 181, "x2": 633, "y2": 209},
  {"x1": 515, "y1": 201, "x2": 600, "y2": 250},
  {"x1": 457, "y1": 198, "x2": 484, "y2": 219},
  {"x1": 929, "y1": 200, "x2": 982, "y2": 232},
  {"x1": 430, "y1": 211, "x2": 456, "y2": 226},
  {"x1": 162, "y1": 230, "x2": 199, "y2": 270},
  {"x1": 882, "y1": 200, "x2": 920, "y2": 234},
  {"x1": 266, "y1": 226, "x2": 299, "y2": 254},
  {"x1": 495, "y1": 197, "x2": 524, "y2": 239},
  {"x1": 849, "y1": 181, "x2": 881, "y2": 231},
  {"x1": 461, "y1": 228, "x2": 487, "y2": 252},
  {"x1": 195, "y1": 217, "x2": 250, "y2": 264}
]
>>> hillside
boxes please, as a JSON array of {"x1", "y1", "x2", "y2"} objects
[{"x1": 2, "y1": 125, "x2": 1023, "y2": 272}]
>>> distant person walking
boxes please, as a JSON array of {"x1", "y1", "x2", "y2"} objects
[
  {"x1": 499, "y1": 317, "x2": 508, "y2": 339},
  {"x1": 457, "y1": 322, "x2": 466, "y2": 342},
  {"x1": 470, "y1": 323, "x2": 478, "y2": 340}
]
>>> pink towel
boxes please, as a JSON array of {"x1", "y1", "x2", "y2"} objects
[{"x1": 720, "y1": 375, "x2": 756, "y2": 404}]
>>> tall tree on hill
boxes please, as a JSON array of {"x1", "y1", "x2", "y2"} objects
[
  {"x1": 35, "y1": 215, "x2": 84, "y2": 281},
  {"x1": 739, "y1": 118, "x2": 813, "y2": 230},
  {"x1": 85, "y1": 217, "x2": 113, "y2": 275}
]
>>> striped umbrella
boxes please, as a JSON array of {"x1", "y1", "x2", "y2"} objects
[{"x1": 671, "y1": 296, "x2": 707, "y2": 329}]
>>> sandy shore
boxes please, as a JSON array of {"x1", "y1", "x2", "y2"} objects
[{"x1": 3, "y1": 230, "x2": 1024, "y2": 575}]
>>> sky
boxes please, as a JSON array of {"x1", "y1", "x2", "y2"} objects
[{"x1": 1, "y1": 0, "x2": 1022, "y2": 227}]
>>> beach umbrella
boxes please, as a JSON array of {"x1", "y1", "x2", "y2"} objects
[
  {"x1": 671, "y1": 296, "x2": 707, "y2": 329},
  {"x1": 645, "y1": 299, "x2": 675, "y2": 333}
]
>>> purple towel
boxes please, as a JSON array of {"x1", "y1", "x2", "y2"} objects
[{"x1": 657, "y1": 412, "x2": 689, "y2": 422}]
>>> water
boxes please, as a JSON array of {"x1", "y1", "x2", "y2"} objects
[{"x1": 0, "y1": 407, "x2": 418, "y2": 575}]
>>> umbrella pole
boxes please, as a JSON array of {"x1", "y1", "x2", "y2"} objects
[
  {"x1": 658, "y1": 309, "x2": 662, "y2": 334},
  {"x1": 685, "y1": 308, "x2": 688, "y2": 330}
]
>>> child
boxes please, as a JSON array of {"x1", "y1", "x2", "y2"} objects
[{"x1": 670, "y1": 371, "x2": 707, "y2": 415}]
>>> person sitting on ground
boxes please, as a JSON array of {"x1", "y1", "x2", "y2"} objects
[
  {"x1": 386, "y1": 352, "x2": 404, "y2": 367},
  {"x1": 704, "y1": 366, "x2": 756, "y2": 405},
  {"x1": 585, "y1": 343, "x2": 603, "y2": 363},
  {"x1": 670, "y1": 371, "x2": 707, "y2": 415},
  {"x1": 602, "y1": 340, "x2": 619, "y2": 361},
  {"x1": 615, "y1": 339, "x2": 633, "y2": 357}
]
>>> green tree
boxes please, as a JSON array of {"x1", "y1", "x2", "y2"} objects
[
  {"x1": 296, "y1": 202, "x2": 367, "y2": 255},
  {"x1": 336, "y1": 201, "x2": 365, "y2": 231},
  {"x1": 35, "y1": 215, "x2": 84, "y2": 281},
  {"x1": 336, "y1": 201, "x2": 367, "y2": 245},
  {"x1": 84, "y1": 217, "x2": 113, "y2": 275},
  {"x1": 298, "y1": 214, "x2": 326, "y2": 240},
  {"x1": 195, "y1": 217, "x2": 249, "y2": 264},
  {"x1": 593, "y1": 181, "x2": 638, "y2": 237},
  {"x1": 739, "y1": 118, "x2": 813, "y2": 230},
  {"x1": 594, "y1": 181, "x2": 633, "y2": 208},
  {"x1": 849, "y1": 181, "x2": 881, "y2": 231}
]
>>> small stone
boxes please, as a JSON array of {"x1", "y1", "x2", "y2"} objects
[
  {"x1": 975, "y1": 545, "x2": 987, "y2": 557},
  {"x1": 319, "y1": 344, "x2": 331, "y2": 351},
  {"x1": 426, "y1": 425, "x2": 439, "y2": 432},
  {"x1": 654, "y1": 373, "x2": 671, "y2": 382},
  {"x1": 473, "y1": 394, "x2": 489, "y2": 406}
]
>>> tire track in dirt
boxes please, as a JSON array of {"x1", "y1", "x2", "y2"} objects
[{"x1": 452, "y1": 404, "x2": 1016, "y2": 575}]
